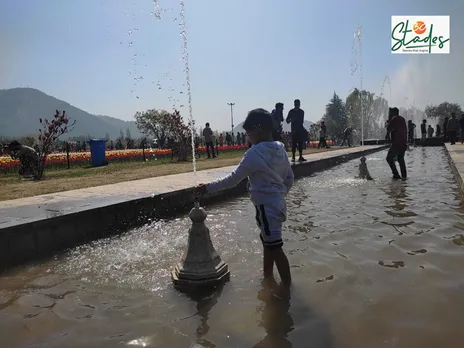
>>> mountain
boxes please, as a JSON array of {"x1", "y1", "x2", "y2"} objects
[
  {"x1": 0, "y1": 88, "x2": 143, "y2": 140},
  {"x1": 232, "y1": 119, "x2": 313, "y2": 134}
]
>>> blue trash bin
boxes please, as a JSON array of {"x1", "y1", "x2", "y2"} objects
[{"x1": 88, "y1": 139, "x2": 107, "y2": 166}]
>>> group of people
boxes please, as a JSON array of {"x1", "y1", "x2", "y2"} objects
[
  {"x1": 418, "y1": 113, "x2": 464, "y2": 145},
  {"x1": 202, "y1": 99, "x2": 332, "y2": 162},
  {"x1": 391, "y1": 113, "x2": 464, "y2": 147},
  {"x1": 270, "y1": 99, "x2": 329, "y2": 162}
]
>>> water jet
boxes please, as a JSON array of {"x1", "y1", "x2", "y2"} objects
[{"x1": 170, "y1": 1, "x2": 229, "y2": 291}]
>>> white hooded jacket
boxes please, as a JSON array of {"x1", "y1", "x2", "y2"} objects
[{"x1": 206, "y1": 141, "x2": 294, "y2": 205}]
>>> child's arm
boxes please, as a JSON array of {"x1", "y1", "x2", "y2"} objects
[
  {"x1": 206, "y1": 150, "x2": 255, "y2": 194},
  {"x1": 284, "y1": 165, "x2": 294, "y2": 193}
]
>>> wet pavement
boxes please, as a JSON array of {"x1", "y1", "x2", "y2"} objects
[
  {"x1": 445, "y1": 143, "x2": 464, "y2": 194},
  {"x1": 0, "y1": 146, "x2": 383, "y2": 229},
  {"x1": 1, "y1": 147, "x2": 463, "y2": 348}
]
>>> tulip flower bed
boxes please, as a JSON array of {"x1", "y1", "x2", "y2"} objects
[{"x1": 0, "y1": 144, "x2": 249, "y2": 174}]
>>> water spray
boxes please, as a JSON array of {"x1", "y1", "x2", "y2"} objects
[
  {"x1": 352, "y1": 25, "x2": 363, "y2": 146},
  {"x1": 171, "y1": 1, "x2": 230, "y2": 292},
  {"x1": 380, "y1": 76, "x2": 392, "y2": 105},
  {"x1": 179, "y1": 0, "x2": 197, "y2": 185}
]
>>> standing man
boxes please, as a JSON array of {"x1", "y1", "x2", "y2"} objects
[
  {"x1": 447, "y1": 113, "x2": 459, "y2": 145},
  {"x1": 271, "y1": 102, "x2": 284, "y2": 142},
  {"x1": 286, "y1": 99, "x2": 307, "y2": 162},
  {"x1": 443, "y1": 116, "x2": 449, "y2": 141},
  {"x1": 203, "y1": 122, "x2": 216, "y2": 158},
  {"x1": 427, "y1": 125, "x2": 434, "y2": 138},
  {"x1": 407, "y1": 120, "x2": 416, "y2": 145},
  {"x1": 420, "y1": 119, "x2": 427, "y2": 144},
  {"x1": 436, "y1": 124, "x2": 441, "y2": 138},
  {"x1": 386, "y1": 107, "x2": 408, "y2": 180},
  {"x1": 318, "y1": 121, "x2": 328, "y2": 148}
]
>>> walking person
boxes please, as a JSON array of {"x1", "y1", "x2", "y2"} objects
[
  {"x1": 271, "y1": 102, "x2": 284, "y2": 142},
  {"x1": 447, "y1": 113, "x2": 459, "y2": 145},
  {"x1": 318, "y1": 121, "x2": 328, "y2": 148},
  {"x1": 386, "y1": 107, "x2": 408, "y2": 180},
  {"x1": 286, "y1": 99, "x2": 307, "y2": 162},
  {"x1": 203, "y1": 122, "x2": 216, "y2": 158},
  {"x1": 341, "y1": 126, "x2": 353, "y2": 147}
]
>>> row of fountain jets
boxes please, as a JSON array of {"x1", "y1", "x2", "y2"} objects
[{"x1": 148, "y1": 2, "x2": 423, "y2": 169}]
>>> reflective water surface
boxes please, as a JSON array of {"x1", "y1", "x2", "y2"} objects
[{"x1": 1, "y1": 147, "x2": 464, "y2": 348}]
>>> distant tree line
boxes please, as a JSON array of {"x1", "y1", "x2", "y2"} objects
[{"x1": 318, "y1": 88, "x2": 462, "y2": 143}]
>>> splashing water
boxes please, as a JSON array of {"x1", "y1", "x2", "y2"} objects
[
  {"x1": 152, "y1": 0, "x2": 162, "y2": 20},
  {"x1": 179, "y1": 1, "x2": 197, "y2": 183},
  {"x1": 380, "y1": 75, "x2": 392, "y2": 105},
  {"x1": 352, "y1": 25, "x2": 363, "y2": 146}
]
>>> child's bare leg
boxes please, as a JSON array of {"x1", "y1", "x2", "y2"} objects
[
  {"x1": 263, "y1": 247, "x2": 274, "y2": 279},
  {"x1": 272, "y1": 248, "x2": 292, "y2": 286}
]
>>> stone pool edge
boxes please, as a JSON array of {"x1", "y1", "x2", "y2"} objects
[
  {"x1": 0, "y1": 145, "x2": 387, "y2": 273},
  {"x1": 444, "y1": 143, "x2": 464, "y2": 196}
]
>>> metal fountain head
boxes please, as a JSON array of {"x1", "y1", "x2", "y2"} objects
[{"x1": 190, "y1": 196, "x2": 206, "y2": 223}]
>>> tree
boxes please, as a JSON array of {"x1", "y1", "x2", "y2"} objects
[
  {"x1": 125, "y1": 128, "x2": 132, "y2": 140},
  {"x1": 135, "y1": 109, "x2": 173, "y2": 148},
  {"x1": 105, "y1": 132, "x2": 110, "y2": 142},
  {"x1": 345, "y1": 88, "x2": 379, "y2": 140},
  {"x1": 118, "y1": 129, "x2": 126, "y2": 148},
  {"x1": 37, "y1": 110, "x2": 75, "y2": 179},
  {"x1": 134, "y1": 108, "x2": 193, "y2": 160},
  {"x1": 322, "y1": 92, "x2": 347, "y2": 138},
  {"x1": 425, "y1": 102, "x2": 462, "y2": 125}
]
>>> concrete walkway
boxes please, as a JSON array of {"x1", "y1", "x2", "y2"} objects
[
  {"x1": 445, "y1": 143, "x2": 464, "y2": 195},
  {"x1": 0, "y1": 146, "x2": 384, "y2": 229}
]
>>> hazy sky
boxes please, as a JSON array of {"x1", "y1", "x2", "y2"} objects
[{"x1": 1, "y1": 0, "x2": 463, "y2": 131}]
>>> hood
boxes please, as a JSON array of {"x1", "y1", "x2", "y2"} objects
[{"x1": 252, "y1": 141, "x2": 287, "y2": 165}]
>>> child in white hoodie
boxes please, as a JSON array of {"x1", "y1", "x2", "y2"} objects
[{"x1": 196, "y1": 108, "x2": 294, "y2": 287}]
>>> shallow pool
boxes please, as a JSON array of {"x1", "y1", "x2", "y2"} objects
[{"x1": 1, "y1": 147, "x2": 464, "y2": 348}]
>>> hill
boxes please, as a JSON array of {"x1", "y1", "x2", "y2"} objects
[
  {"x1": 0, "y1": 88, "x2": 143, "y2": 140},
  {"x1": 232, "y1": 119, "x2": 313, "y2": 134}
]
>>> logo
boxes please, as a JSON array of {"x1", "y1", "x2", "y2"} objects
[{"x1": 391, "y1": 16, "x2": 450, "y2": 54}]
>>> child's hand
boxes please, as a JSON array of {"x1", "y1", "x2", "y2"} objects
[{"x1": 194, "y1": 184, "x2": 207, "y2": 197}]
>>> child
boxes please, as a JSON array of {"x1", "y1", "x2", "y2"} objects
[{"x1": 196, "y1": 108, "x2": 294, "y2": 287}]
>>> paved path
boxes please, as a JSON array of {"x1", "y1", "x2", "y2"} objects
[
  {"x1": 445, "y1": 143, "x2": 464, "y2": 194},
  {"x1": 0, "y1": 146, "x2": 384, "y2": 229}
]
